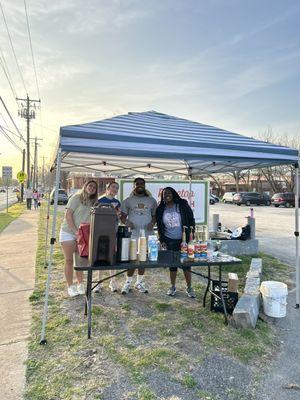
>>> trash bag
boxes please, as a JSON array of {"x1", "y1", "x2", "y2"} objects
[{"x1": 231, "y1": 224, "x2": 250, "y2": 241}]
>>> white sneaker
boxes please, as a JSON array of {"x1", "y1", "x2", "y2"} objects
[
  {"x1": 109, "y1": 280, "x2": 118, "y2": 292},
  {"x1": 135, "y1": 280, "x2": 148, "y2": 293},
  {"x1": 67, "y1": 284, "x2": 79, "y2": 297},
  {"x1": 77, "y1": 283, "x2": 85, "y2": 295},
  {"x1": 121, "y1": 280, "x2": 131, "y2": 295}
]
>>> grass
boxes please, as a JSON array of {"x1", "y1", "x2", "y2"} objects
[
  {"x1": 25, "y1": 206, "x2": 292, "y2": 399},
  {"x1": 0, "y1": 202, "x2": 26, "y2": 232}
]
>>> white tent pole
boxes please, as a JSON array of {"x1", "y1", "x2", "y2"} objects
[
  {"x1": 40, "y1": 148, "x2": 62, "y2": 344},
  {"x1": 295, "y1": 162, "x2": 299, "y2": 308},
  {"x1": 43, "y1": 188, "x2": 51, "y2": 268}
]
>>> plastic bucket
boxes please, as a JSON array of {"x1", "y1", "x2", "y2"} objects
[{"x1": 260, "y1": 281, "x2": 288, "y2": 318}]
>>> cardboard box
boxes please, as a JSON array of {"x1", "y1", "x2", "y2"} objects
[{"x1": 228, "y1": 272, "x2": 239, "y2": 292}]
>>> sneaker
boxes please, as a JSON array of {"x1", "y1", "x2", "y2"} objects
[
  {"x1": 92, "y1": 284, "x2": 102, "y2": 293},
  {"x1": 186, "y1": 286, "x2": 196, "y2": 298},
  {"x1": 109, "y1": 280, "x2": 118, "y2": 292},
  {"x1": 77, "y1": 283, "x2": 85, "y2": 295},
  {"x1": 167, "y1": 285, "x2": 177, "y2": 296},
  {"x1": 67, "y1": 284, "x2": 79, "y2": 297},
  {"x1": 121, "y1": 280, "x2": 132, "y2": 295},
  {"x1": 135, "y1": 280, "x2": 148, "y2": 293}
]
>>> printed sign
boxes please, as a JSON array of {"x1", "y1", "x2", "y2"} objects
[
  {"x1": 17, "y1": 171, "x2": 27, "y2": 183},
  {"x1": 119, "y1": 180, "x2": 209, "y2": 224},
  {"x1": 2, "y1": 166, "x2": 12, "y2": 179}
]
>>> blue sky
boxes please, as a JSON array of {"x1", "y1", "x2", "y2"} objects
[{"x1": 0, "y1": 0, "x2": 300, "y2": 176}]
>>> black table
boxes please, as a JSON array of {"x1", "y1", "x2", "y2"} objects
[{"x1": 75, "y1": 255, "x2": 242, "y2": 338}]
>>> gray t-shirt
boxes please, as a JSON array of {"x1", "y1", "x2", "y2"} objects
[
  {"x1": 163, "y1": 204, "x2": 182, "y2": 239},
  {"x1": 121, "y1": 195, "x2": 157, "y2": 238}
]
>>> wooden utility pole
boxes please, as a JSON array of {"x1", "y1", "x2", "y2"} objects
[
  {"x1": 21, "y1": 148, "x2": 25, "y2": 201},
  {"x1": 17, "y1": 95, "x2": 40, "y2": 188}
]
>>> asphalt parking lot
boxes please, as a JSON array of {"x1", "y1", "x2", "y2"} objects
[{"x1": 210, "y1": 202, "x2": 296, "y2": 266}]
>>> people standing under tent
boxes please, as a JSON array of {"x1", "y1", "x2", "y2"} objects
[
  {"x1": 25, "y1": 187, "x2": 33, "y2": 210},
  {"x1": 156, "y1": 186, "x2": 196, "y2": 298},
  {"x1": 120, "y1": 177, "x2": 157, "y2": 294},
  {"x1": 59, "y1": 180, "x2": 98, "y2": 297},
  {"x1": 94, "y1": 181, "x2": 121, "y2": 293}
]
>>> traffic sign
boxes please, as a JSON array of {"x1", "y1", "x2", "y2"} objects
[
  {"x1": 17, "y1": 171, "x2": 27, "y2": 183},
  {"x1": 2, "y1": 166, "x2": 12, "y2": 179}
]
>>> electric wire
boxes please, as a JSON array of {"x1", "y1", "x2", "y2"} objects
[
  {"x1": 0, "y1": 112, "x2": 21, "y2": 141},
  {"x1": 0, "y1": 1, "x2": 27, "y2": 94},
  {"x1": 0, "y1": 46, "x2": 18, "y2": 102},
  {"x1": 0, "y1": 96, "x2": 26, "y2": 144},
  {"x1": 23, "y1": 0, "x2": 40, "y2": 100},
  {"x1": 0, "y1": 125, "x2": 23, "y2": 152}
]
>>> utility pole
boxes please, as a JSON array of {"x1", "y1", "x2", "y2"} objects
[
  {"x1": 17, "y1": 95, "x2": 41, "y2": 188},
  {"x1": 21, "y1": 148, "x2": 25, "y2": 201},
  {"x1": 32, "y1": 136, "x2": 43, "y2": 190},
  {"x1": 42, "y1": 156, "x2": 45, "y2": 192}
]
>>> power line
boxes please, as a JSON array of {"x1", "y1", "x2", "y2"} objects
[
  {"x1": 0, "y1": 46, "x2": 18, "y2": 102},
  {"x1": 0, "y1": 1, "x2": 27, "y2": 94},
  {"x1": 23, "y1": 0, "x2": 40, "y2": 100},
  {"x1": 0, "y1": 125, "x2": 23, "y2": 152},
  {"x1": 0, "y1": 96, "x2": 26, "y2": 144},
  {"x1": 0, "y1": 112, "x2": 21, "y2": 141}
]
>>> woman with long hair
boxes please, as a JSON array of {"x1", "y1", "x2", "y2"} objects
[
  {"x1": 156, "y1": 187, "x2": 196, "y2": 298},
  {"x1": 59, "y1": 180, "x2": 98, "y2": 297}
]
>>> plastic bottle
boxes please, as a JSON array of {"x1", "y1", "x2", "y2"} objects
[
  {"x1": 148, "y1": 235, "x2": 158, "y2": 261},
  {"x1": 188, "y1": 226, "x2": 195, "y2": 260},
  {"x1": 194, "y1": 227, "x2": 201, "y2": 260},
  {"x1": 180, "y1": 226, "x2": 188, "y2": 263}
]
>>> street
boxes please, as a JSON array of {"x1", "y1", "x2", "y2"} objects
[
  {"x1": 210, "y1": 202, "x2": 297, "y2": 266},
  {"x1": 0, "y1": 189, "x2": 18, "y2": 211}
]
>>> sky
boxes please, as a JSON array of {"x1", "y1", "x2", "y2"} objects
[{"x1": 0, "y1": 0, "x2": 300, "y2": 178}]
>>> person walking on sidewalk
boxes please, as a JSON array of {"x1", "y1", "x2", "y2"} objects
[
  {"x1": 59, "y1": 180, "x2": 98, "y2": 297},
  {"x1": 120, "y1": 177, "x2": 157, "y2": 294},
  {"x1": 156, "y1": 187, "x2": 196, "y2": 298},
  {"x1": 32, "y1": 189, "x2": 40, "y2": 210},
  {"x1": 25, "y1": 187, "x2": 33, "y2": 210},
  {"x1": 95, "y1": 181, "x2": 121, "y2": 293}
]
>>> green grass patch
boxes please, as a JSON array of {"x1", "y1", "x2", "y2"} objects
[
  {"x1": 0, "y1": 202, "x2": 25, "y2": 232},
  {"x1": 25, "y1": 206, "x2": 291, "y2": 399}
]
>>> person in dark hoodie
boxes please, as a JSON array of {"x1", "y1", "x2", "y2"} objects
[{"x1": 156, "y1": 186, "x2": 196, "y2": 298}]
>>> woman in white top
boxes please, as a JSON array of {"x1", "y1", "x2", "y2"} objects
[{"x1": 59, "y1": 180, "x2": 98, "y2": 297}]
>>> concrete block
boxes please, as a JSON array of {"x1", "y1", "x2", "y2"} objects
[
  {"x1": 250, "y1": 258, "x2": 262, "y2": 274},
  {"x1": 244, "y1": 277, "x2": 261, "y2": 295},
  {"x1": 233, "y1": 294, "x2": 260, "y2": 329},
  {"x1": 246, "y1": 270, "x2": 260, "y2": 279},
  {"x1": 220, "y1": 239, "x2": 259, "y2": 256}
]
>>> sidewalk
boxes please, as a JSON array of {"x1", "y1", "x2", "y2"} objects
[{"x1": 0, "y1": 209, "x2": 39, "y2": 400}]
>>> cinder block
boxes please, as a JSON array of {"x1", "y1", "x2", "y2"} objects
[
  {"x1": 233, "y1": 294, "x2": 260, "y2": 329},
  {"x1": 219, "y1": 239, "x2": 259, "y2": 255},
  {"x1": 250, "y1": 258, "x2": 262, "y2": 274},
  {"x1": 244, "y1": 277, "x2": 261, "y2": 295}
]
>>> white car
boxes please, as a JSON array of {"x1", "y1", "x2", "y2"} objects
[{"x1": 222, "y1": 192, "x2": 236, "y2": 203}]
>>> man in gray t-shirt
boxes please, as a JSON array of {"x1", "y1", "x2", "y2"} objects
[{"x1": 120, "y1": 177, "x2": 157, "y2": 294}]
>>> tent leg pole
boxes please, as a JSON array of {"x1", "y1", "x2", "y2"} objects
[
  {"x1": 295, "y1": 163, "x2": 299, "y2": 308},
  {"x1": 43, "y1": 188, "x2": 52, "y2": 269},
  {"x1": 40, "y1": 148, "x2": 62, "y2": 344}
]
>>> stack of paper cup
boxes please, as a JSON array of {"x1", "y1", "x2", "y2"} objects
[
  {"x1": 138, "y1": 236, "x2": 147, "y2": 261},
  {"x1": 129, "y1": 239, "x2": 137, "y2": 261}
]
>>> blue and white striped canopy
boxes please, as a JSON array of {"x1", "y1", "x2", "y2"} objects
[{"x1": 57, "y1": 111, "x2": 298, "y2": 176}]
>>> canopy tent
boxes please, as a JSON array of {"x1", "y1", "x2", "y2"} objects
[
  {"x1": 54, "y1": 110, "x2": 298, "y2": 176},
  {"x1": 40, "y1": 111, "x2": 299, "y2": 344}
]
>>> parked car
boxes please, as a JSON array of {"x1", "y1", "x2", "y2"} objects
[
  {"x1": 209, "y1": 194, "x2": 217, "y2": 205},
  {"x1": 50, "y1": 188, "x2": 68, "y2": 205},
  {"x1": 233, "y1": 192, "x2": 271, "y2": 206},
  {"x1": 13, "y1": 187, "x2": 20, "y2": 192},
  {"x1": 210, "y1": 194, "x2": 220, "y2": 203},
  {"x1": 0, "y1": 188, "x2": 6, "y2": 193},
  {"x1": 222, "y1": 192, "x2": 236, "y2": 203},
  {"x1": 271, "y1": 192, "x2": 298, "y2": 208}
]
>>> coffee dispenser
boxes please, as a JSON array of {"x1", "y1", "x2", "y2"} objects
[
  {"x1": 88, "y1": 204, "x2": 118, "y2": 266},
  {"x1": 116, "y1": 226, "x2": 131, "y2": 262}
]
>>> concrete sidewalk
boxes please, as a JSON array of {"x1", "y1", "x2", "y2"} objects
[{"x1": 0, "y1": 210, "x2": 39, "y2": 400}]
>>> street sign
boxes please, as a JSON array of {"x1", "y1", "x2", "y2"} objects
[
  {"x1": 17, "y1": 170, "x2": 27, "y2": 183},
  {"x1": 2, "y1": 166, "x2": 12, "y2": 179}
]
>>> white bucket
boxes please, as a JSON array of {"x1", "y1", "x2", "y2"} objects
[{"x1": 260, "y1": 281, "x2": 288, "y2": 318}]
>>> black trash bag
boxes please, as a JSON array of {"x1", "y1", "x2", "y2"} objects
[{"x1": 231, "y1": 224, "x2": 251, "y2": 241}]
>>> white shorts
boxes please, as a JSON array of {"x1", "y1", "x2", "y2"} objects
[{"x1": 59, "y1": 229, "x2": 76, "y2": 243}]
